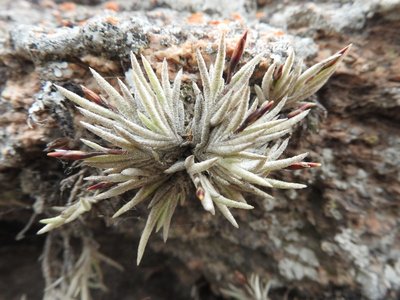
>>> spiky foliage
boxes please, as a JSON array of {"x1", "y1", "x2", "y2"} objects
[
  {"x1": 220, "y1": 273, "x2": 272, "y2": 300},
  {"x1": 39, "y1": 33, "x2": 349, "y2": 264},
  {"x1": 42, "y1": 233, "x2": 122, "y2": 300},
  {"x1": 255, "y1": 44, "x2": 351, "y2": 108}
]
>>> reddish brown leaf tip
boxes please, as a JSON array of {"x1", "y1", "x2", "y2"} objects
[
  {"x1": 235, "y1": 101, "x2": 274, "y2": 133},
  {"x1": 322, "y1": 44, "x2": 352, "y2": 71},
  {"x1": 286, "y1": 162, "x2": 321, "y2": 170},
  {"x1": 226, "y1": 30, "x2": 248, "y2": 84},
  {"x1": 47, "y1": 150, "x2": 105, "y2": 160},
  {"x1": 47, "y1": 151, "x2": 64, "y2": 158},
  {"x1": 287, "y1": 103, "x2": 316, "y2": 118},
  {"x1": 87, "y1": 182, "x2": 114, "y2": 191},
  {"x1": 81, "y1": 85, "x2": 103, "y2": 105},
  {"x1": 81, "y1": 85, "x2": 114, "y2": 109},
  {"x1": 107, "y1": 149, "x2": 127, "y2": 155},
  {"x1": 338, "y1": 44, "x2": 352, "y2": 56}
]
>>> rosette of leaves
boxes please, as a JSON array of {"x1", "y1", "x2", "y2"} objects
[
  {"x1": 39, "y1": 32, "x2": 350, "y2": 264},
  {"x1": 255, "y1": 45, "x2": 350, "y2": 108},
  {"x1": 42, "y1": 233, "x2": 122, "y2": 300},
  {"x1": 220, "y1": 273, "x2": 272, "y2": 300}
]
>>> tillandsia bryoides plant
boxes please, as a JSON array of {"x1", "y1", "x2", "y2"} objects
[
  {"x1": 42, "y1": 233, "x2": 123, "y2": 300},
  {"x1": 38, "y1": 31, "x2": 350, "y2": 265},
  {"x1": 220, "y1": 273, "x2": 272, "y2": 300}
]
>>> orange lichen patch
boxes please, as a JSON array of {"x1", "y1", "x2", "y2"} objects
[
  {"x1": 147, "y1": 45, "x2": 194, "y2": 73},
  {"x1": 258, "y1": 30, "x2": 286, "y2": 43},
  {"x1": 142, "y1": 38, "x2": 223, "y2": 82},
  {"x1": 145, "y1": 41, "x2": 197, "y2": 66},
  {"x1": 207, "y1": 19, "x2": 231, "y2": 26},
  {"x1": 58, "y1": 2, "x2": 76, "y2": 11},
  {"x1": 207, "y1": 20, "x2": 221, "y2": 25},
  {"x1": 80, "y1": 55, "x2": 120, "y2": 74},
  {"x1": 2, "y1": 73, "x2": 40, "y2": 109},
  {"x1": 105, "y1": 16, "x2": 119, "y2": 26},
  {"x1": 141, "y1": 31, "x2": 283, "y2": 82},
  {"x1": 104, "y1": 1, "x2": 120, "y2": 11},
  {"x1": 256, "y1": 11, "x2": 266, "y2": 19},
  {"x1": 142, "y1": 33, "x2": 274, "y2": 82},
  {"x1": 53, "y1": 10, "x2": 79, "y2": 28},
  {"x1": 274, "y1": 30, "x2": 285, "y2": 37},
  {"x1": 187, "y1": 12, "x2": 204, "y2": 24},
  {"x1": 231, "y1": 12, "x2": 244, "y2": 23},
  {"x1": 1, "y1": 72, "x2": 52, "y2": 150}
]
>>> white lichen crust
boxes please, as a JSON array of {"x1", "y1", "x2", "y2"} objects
[{"x1": 38, "y1": 33, "x2": 350, "y2": 265}]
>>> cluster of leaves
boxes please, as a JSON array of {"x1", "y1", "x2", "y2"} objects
[
  {"x1": 42, "y1": 233, "x2": 122, "y2": 300},
  {"x1": 39, "y1": 32, "x2": 350, "y2": 264},
  {"x1": 220, "y1": 273, "x2": 272, "y2": 300}
]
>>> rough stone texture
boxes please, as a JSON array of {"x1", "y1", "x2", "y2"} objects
[{"x1": 0, "y1": 0, "x2": 399, "y2": 299}]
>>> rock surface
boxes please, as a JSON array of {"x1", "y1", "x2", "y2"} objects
[{"x1": 0, "y1": 0, "x2": 399, "y2": 299}]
